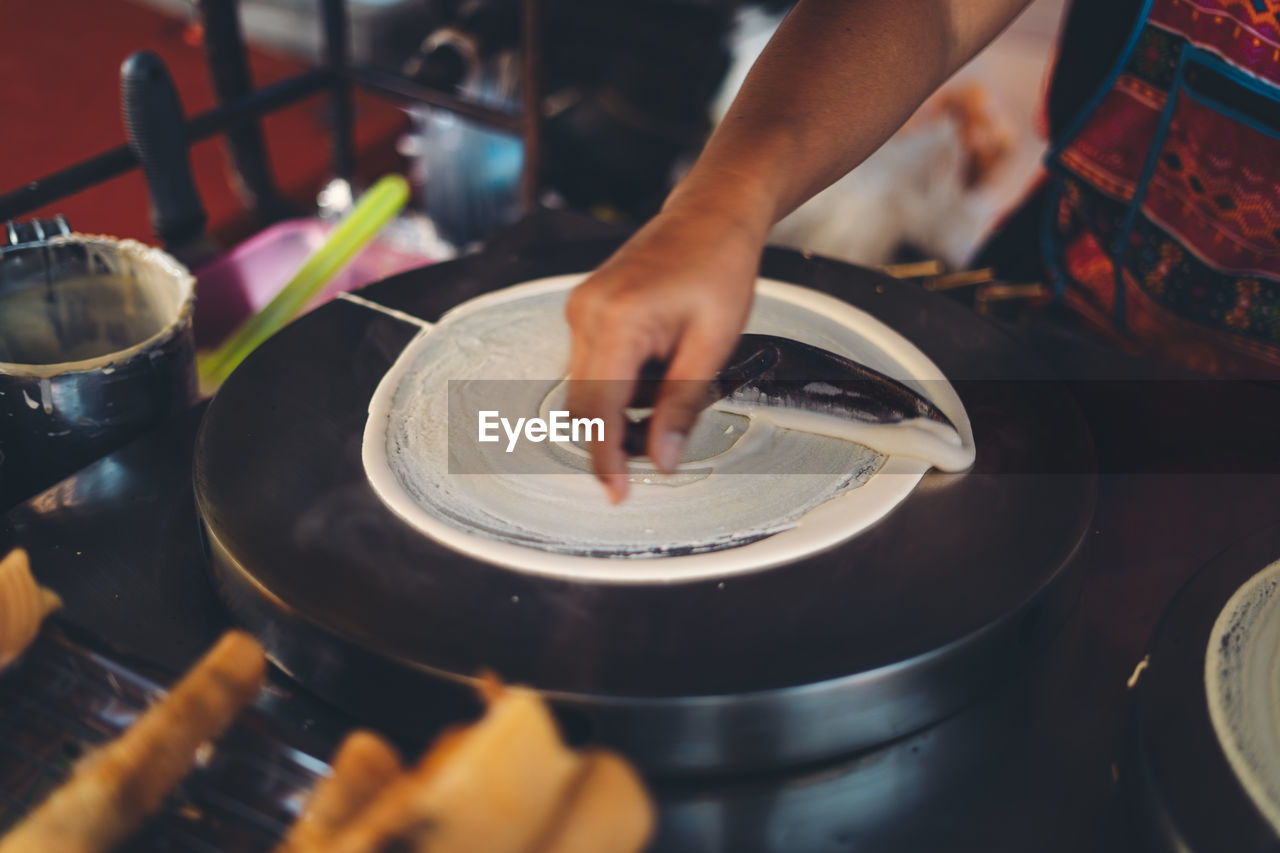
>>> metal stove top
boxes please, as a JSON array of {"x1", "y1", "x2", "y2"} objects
[{"x1": 1, "y1": 212, "x2": 1278, "y2": 851}]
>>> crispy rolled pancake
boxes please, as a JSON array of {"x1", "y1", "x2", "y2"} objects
[{"x1": 0, "y1": 631, "x2": 265, "y2": 853}]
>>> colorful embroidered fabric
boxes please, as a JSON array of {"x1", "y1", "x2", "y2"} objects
[{"x1": 1047, "y1": 0, "x2": 1280, "y2": 374}]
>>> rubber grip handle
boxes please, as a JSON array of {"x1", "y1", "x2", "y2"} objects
[{"x1": 121, "y1": 51, "x2": 208, "y2": 250}]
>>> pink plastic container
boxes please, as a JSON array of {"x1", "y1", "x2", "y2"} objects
[{"x1": 192, "y1": 218, "x2": 435, "y2": 347}]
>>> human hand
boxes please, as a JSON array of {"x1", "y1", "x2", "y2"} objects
[{"x1": 565, "y1": 202, "x2": 768, "y2": 503}]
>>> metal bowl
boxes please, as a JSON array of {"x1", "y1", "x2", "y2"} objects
[{"x1": 0, "y1": 234, "x2": 196, "y2": 508}]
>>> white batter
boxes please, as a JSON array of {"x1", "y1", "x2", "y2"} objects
[
  {"x1": 0, "y1": 236, "x2": 194, "y2": 377},
  {"x1": 1205, "y1": 557, "x2": 1280, "y2": 834},
  {"x1": 362, "y1": 275, "x2": 975, "y2": 583}
]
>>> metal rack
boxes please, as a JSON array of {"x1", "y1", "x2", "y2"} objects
[
  {"x1": 0, "y1": 631, "x2": 330, "y2": 849},
  {"x1": 0, "y1": 0, "x2": 544, "y2": 222}
]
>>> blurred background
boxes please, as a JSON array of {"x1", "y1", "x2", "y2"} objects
[{"x1": 1, "y1": 0, "x2": 1067, "y2": 264}]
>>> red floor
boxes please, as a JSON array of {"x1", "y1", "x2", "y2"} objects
[{"x1": 1, "y1": 0, "x2": 409, "y2": 248}]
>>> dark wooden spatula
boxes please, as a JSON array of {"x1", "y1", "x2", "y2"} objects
[{"x1": 624, "y1": 334, "x2": 964, "y2": 467}]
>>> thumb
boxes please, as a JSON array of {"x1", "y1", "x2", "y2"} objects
[{"x1": 647, "y1": 327, "x2": 737, "y2": 473}]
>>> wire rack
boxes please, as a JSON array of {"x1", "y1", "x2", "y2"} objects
[{"x1": 0, "y1": 631, "x2": 329, "y2": 851}]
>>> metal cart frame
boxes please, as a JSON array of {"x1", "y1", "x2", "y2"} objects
[{"x1": 0, "y1": 0, "x2": 544, "y2": 221}]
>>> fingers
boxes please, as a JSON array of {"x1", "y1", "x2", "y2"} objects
[
  {"x1": 647, "y1": 321, "x2": 739, "y2": 473},
  {"x1": 566, "y1": 378, "x2": 632, "y2": 505},
  {"x1": 563, "y1": 210, "x2": 761, "y2": 501},
  {"x1": 565, "y1": 292, "x2": 657, "y2": 503}
]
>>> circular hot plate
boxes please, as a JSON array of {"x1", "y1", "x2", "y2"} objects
[
  {"x1": 194, "y1": 239, "x2": 1096, "y2": 775},
  {"x1": 1126, "y1": 522, "x2": 1280, "y2": 852}
]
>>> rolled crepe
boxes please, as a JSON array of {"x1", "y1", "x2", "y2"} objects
[{"x1": 0, "y1": 630, "x2": 266, "y2": 853}]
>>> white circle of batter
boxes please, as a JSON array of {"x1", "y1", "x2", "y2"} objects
[
  {"x1": 361, "y1": 274, "x2": 974, "y2": 583},
  {"x1": 1205, "y1": 557, "x2": 1280, "y2": 835}
]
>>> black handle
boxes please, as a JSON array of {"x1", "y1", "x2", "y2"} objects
[{"x1": 121, "y1": 51, "x2": 208, "y2": 250}]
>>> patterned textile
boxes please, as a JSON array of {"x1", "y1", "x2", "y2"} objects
[{"x1": 1047, "y1": 0, "x2": 1280, "y2": 374}]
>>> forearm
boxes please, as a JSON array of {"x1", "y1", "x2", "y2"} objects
[
  {"x1": 564, "y1": 0, "x2": 1031, "y2": 499},
  {"x1": 666, "y1": 0, "x2": 1032, "y2": 230}
]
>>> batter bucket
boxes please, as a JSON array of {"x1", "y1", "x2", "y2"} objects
[{"x1": 0, "y1": 234, "x2": 197, "y2": 508}]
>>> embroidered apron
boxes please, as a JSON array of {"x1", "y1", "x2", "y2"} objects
[{"x1": 1044, "y1": 0, "x2": 1280, "y2": 374}]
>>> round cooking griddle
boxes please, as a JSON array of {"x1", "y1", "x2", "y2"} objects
[
  {"x1": 363, "y1": 273, "x2": 973, "y2": 579},
  {"x1": 1127, "y1": 522, "x2": 1280, "y2": 853},
  {"x1": 194, "y1": 240, "x2": 1096, "y2": 776}
]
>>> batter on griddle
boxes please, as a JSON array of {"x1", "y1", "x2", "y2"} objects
[
  {"x1": 363, "y1": 275, "x2": 973, "y2": 576},
  {"x1": 379, "y1": 287, "x2": 885, "y2": 558}
]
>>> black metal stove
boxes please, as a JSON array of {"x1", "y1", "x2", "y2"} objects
[{"x1": 2, "y1": 214, "x2": 1279, "y2": 852}]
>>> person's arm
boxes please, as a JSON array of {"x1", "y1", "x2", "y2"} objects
[{"x1": 566, "y1": 0, "x2": 1032, "y2": 503}]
